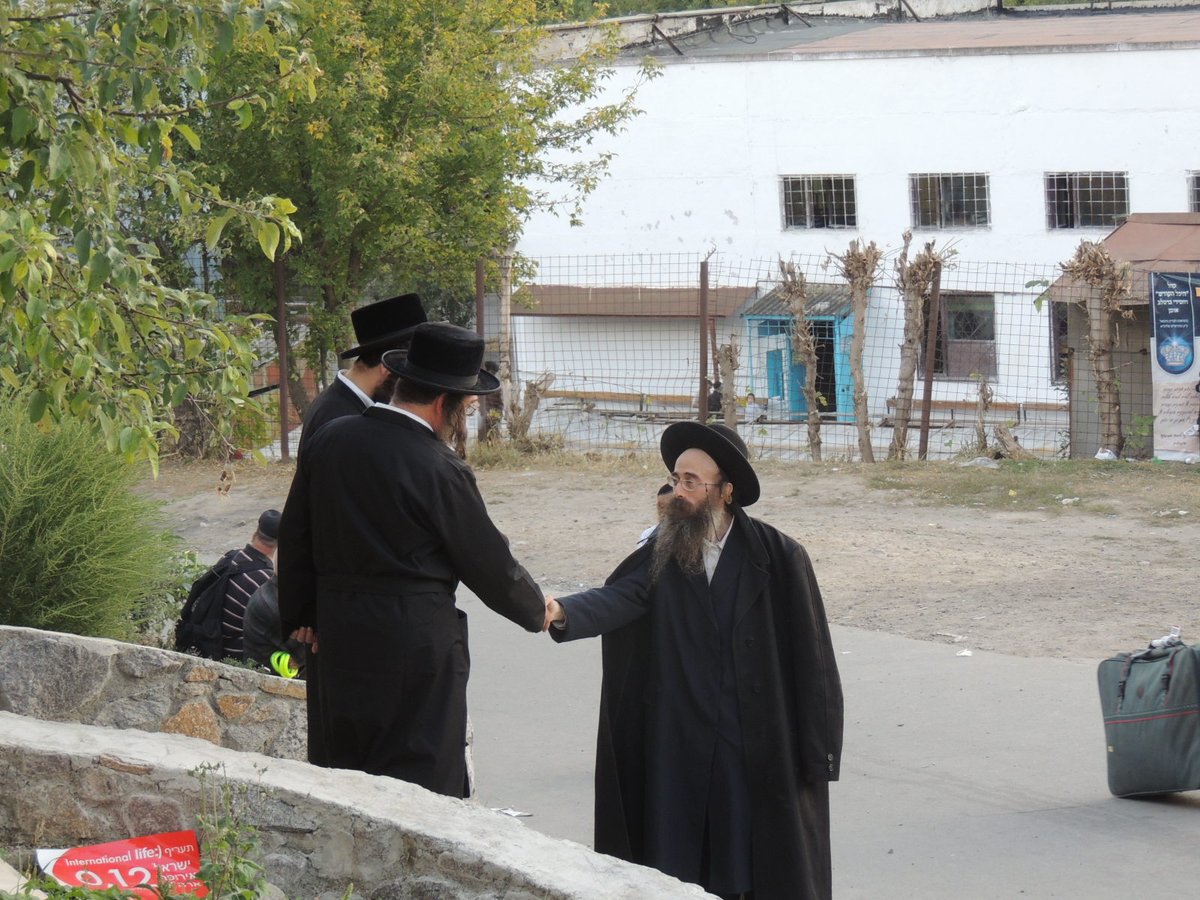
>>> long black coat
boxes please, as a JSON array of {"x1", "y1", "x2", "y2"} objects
[
  {"x1": 552, "y1": 509, "x2": 843, "y2": 900},
  {"x1": 278, "y1": 407, "x2": 544, "y2": 796},
  {"x1": 294, "y1": 376, "x2": 370, "y2": 765},
  {"x1": 298, "y1": 377, "x2": 368, "y2": 457}
]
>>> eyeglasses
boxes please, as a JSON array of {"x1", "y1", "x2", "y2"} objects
[{"x1": 667, "y1": 473, "x2": 724, "y2": 492}]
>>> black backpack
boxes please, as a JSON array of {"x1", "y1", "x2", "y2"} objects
[{"x1": 174, "y1": 553, "x2": 271, "y2": 660}]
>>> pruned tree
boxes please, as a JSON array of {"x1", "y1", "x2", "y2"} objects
[
  {"x1": 973, "y1": 374, "x2": 993, "y2": 454},
  {"x1": 828, "y1": 240, "x2": 883, "y2": 463},
  {"x1": 889, "y1": 231, "x2": 955, "y2": 460},
  {"x1": 716, "y1": 336, "x2": 739, "y2": 428},
  {"x1": 779, "y1": 259, "x2": 822, "y2": 461},
  {"x1": 506, "y1": 372, "x2": 556, "y2": 445},
  {"x1": 1060, "y1": 241, "x2": 1133, "y2": 457}
]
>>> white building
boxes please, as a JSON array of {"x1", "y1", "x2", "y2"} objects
[{"x1": 509, "y1": 5, "x2": 1200, "y2": 456}]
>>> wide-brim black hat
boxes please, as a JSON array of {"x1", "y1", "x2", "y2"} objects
[
  {"x1": 382, "y1": 323, "x2": 500, "y2": 395},
  {"x1": 340, "y1": 293, "x2": 428, "y2": 359},
  {"x1": 660, "y1": 421, "x2": 760, "y2": 507}
]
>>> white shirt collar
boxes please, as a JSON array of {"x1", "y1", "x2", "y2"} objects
[
  {"x1": 373, "y1": 401, "x2": 434, "y2": 433},
  {"x1": 703, "y1": 515, "x2": 734, "y2": 583},
  {"x1": 337, "y1": 371, "x2": 374, "y2": 408}
]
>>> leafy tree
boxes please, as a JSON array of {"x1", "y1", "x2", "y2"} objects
[
  {"x1": 0, "y1": 0, "x2": 318, "y2": 470},
  {"x1": 539, "y1": 0, "x2": 741, "y2": 19},
  {"x1": 200, "y1": 0, "x2": 649, "y2": 405}
]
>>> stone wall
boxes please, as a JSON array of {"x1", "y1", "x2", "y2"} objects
[
  {"x1": 0, "y1": 714, "x2": 709, "y2": 899},
  {"x1": 0, "y1": 627, "x2": 709, "y2": 898},
  {"x1": 0, "y1": 626, "x2": 306, "y2": 760}
]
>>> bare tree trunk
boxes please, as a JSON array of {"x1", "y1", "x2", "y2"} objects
[
  {"x1": 287, "y1": 367, "x2": 312, "y2": 419},
  {"x1": 508, "y1": 372, "x2": 555, "y2": 443},
  {"x1": 889, "y1": 232, "x2": 952, "y2": 460},
  {"x1": 829, "y1": 240, "x2": 883, "y2": 463},
  {"x1": 780, "y1": 260, "x2": 823, "y2": 462},
  {"x1": 1060, "y1": 241, "x2": 1131, "y2": 457},
  {"x1": 1086, "y1": 287, "x2": 1123, "y2": 455},
  {"x1": 994, "y1": 424, "x2": 1035, "y2": 460},
  {"x1": 974, "y1": 375, "x2": 993, "y2": 454},
  {"x1": 717, "y1": 336, "x2": 739, "y2": 429},
  {"x1": 497, "y1": 250, "x2": 515, "y2": 434}
]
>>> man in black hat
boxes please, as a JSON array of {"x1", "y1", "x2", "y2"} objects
[
  {"x1": 277, "y1": 322, "x2": 547, "y2": 797},
  {"x1": 295, "y1": 292, "x2": 426, "y2": 767},
  {"x1": 544, "y1": 422, "x2": 843, "y2": 900},
  {"x1": 297, "y1": 292, "x2": 427, "y2": 457}
]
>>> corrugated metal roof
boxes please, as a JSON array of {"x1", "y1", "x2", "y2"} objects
[
  {"x1": 625, "y1": 9, "x2": 1200, "y2": 62},
  {"x1": 512, "y1": 284, "x2": 757, "y2": 317},
  {"x1": 1047, "y1": 213, "x2": 1200, "y2": 305},
  {"x1": 743, "y1": 283, "x2": 853, "y2": 318}
]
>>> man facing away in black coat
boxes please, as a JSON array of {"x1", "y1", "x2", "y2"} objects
[
  {"x1": 298, "y1": 292, "x2": 427, "y2": 458},
  {"x1": 544, "y1": 422, "x2": 843, "y2": 900},
  {"x1": 278, "y1": 323, "x2": 548, "y2": 797},
  {"x1": 296, "y1": 292, "x2": 426, "y2": 767}
]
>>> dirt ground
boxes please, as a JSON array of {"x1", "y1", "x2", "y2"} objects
[{"x1": 142, "y1": 456, "x2": 1200, "y2": 663}]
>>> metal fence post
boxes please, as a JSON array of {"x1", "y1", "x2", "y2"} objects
[{"x1": 699, "y1": 259, "x2": 709, "y2": 422}]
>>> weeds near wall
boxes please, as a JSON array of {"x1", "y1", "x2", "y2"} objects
[
  {"x1": 192, "y1": 763, "x2": 268, "y2": 900},
  {"x1": 0, "y1": 390, "x2": 176, "y2": 640}
]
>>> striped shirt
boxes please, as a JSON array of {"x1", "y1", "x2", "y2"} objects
[{"x1": 219, "y1": 545, "x2": 274, "y2": 660}]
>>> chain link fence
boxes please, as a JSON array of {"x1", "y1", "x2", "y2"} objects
[
  {"x1": 253, "y1": 250, "x2": 1154, "y2": 463},
  {"x1": 479, "y1": 250, "x2": 1123, "y2": 462}
]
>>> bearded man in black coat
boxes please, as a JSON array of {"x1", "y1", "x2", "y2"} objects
[
  {"x1": 279, "y1": 323, "x2": 547, "y2": 797},
  {"x1": 545, "y1": 422, "x2": 843, "y2": 900}
]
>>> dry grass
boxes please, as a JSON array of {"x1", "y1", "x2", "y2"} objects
[
  {"x1": 862, "y1": 458, "x2": 1200, "y2": 523},
  {"x1": 136, "y1": 451, "x2": 1200, "y2": 527}
]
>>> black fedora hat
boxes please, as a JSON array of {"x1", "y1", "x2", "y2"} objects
[
  {"x1": 660, "y1": 421, "x2": 760, "y2": 507},
  {"x1": 340, "y1": 293, "x2": 428, "y2": 359},
  {"x1": 382, "y1": 323, "x2": 500, "y2": 395}
]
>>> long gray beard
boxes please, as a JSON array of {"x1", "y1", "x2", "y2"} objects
[{"x1": 650, "y1": 497, "x2": 713, "y2": 583}]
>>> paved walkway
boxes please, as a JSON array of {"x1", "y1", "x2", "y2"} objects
[{"x1": 463, "y1": 599, "x2": 1199, "y2": 898}]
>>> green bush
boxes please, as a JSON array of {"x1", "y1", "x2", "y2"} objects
[{"x1": 0, "y1": 394, "x2": 175, "y2": 640}]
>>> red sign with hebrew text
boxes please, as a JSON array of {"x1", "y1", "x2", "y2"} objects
[{"x1": 37, "y1": 830, "x2": 207, "y2": 898}]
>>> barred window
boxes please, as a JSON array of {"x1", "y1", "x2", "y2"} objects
[
  {"x1": 1044, "y1": 171, "x2": 1128, "y2": 229},
  {"x1": 781, "y1": 175, "x2": 857, "y2": 229},
  {"x1": 922, "y1": 292, "x2": 997, "y2": 379},
  {"x1": 909, "y1": 173, "x2": 990, "y2": 229},
  {"x1": 1190, "y1": 172, "x2": 1200, "y2": 213}
]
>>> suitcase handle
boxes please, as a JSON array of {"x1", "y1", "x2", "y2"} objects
[{"x1": 1115, "y1": 647, "x2": 1182, "y2": 711}]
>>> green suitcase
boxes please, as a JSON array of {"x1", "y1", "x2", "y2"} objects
[{"x1": 1097, "y1": 641, "x2": 1200, "y2": 797}]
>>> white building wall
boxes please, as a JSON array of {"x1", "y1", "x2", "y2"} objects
[
  {"x1": 513, "y1": 316, "x2": 736, "y2": 406},
  {"x1": 521, "y1": 43, "x2": 1200, "y2": 266},
  {"x1": 518, "y1": 27, "x2": 1198, "y2": 426}
]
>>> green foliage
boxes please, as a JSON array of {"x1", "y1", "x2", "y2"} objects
[
  {"x1": 193, "y1": 764, "x2": 268, "y2": 900},
  {"x1": 200, "y1": 0, "x2": 650, "y2": 371},
  {"x1": 132, "y1": 547, "x2": 207, "y2": 649},
  {"x1": 4, "y1": 765, "x2": 273, "y2": 899},
  {"x1": 538, "y1": 0, "x2": 742, "y2": 20},
  {"x1": 4, "y1": 877, "x2": 149, "y2": 899},
  {"x1": 1123, "y1": 413, "x2": 1155, "y2": 460},
  {"x1": 0, "y1": 391, "x2": 175, "y2": 639},
  {"x1": 228, "y1": 393, "x2": 276, "y2": 456},
  {"x1": 0, "y1": 0, "x2": 319, "y2": 469}
]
